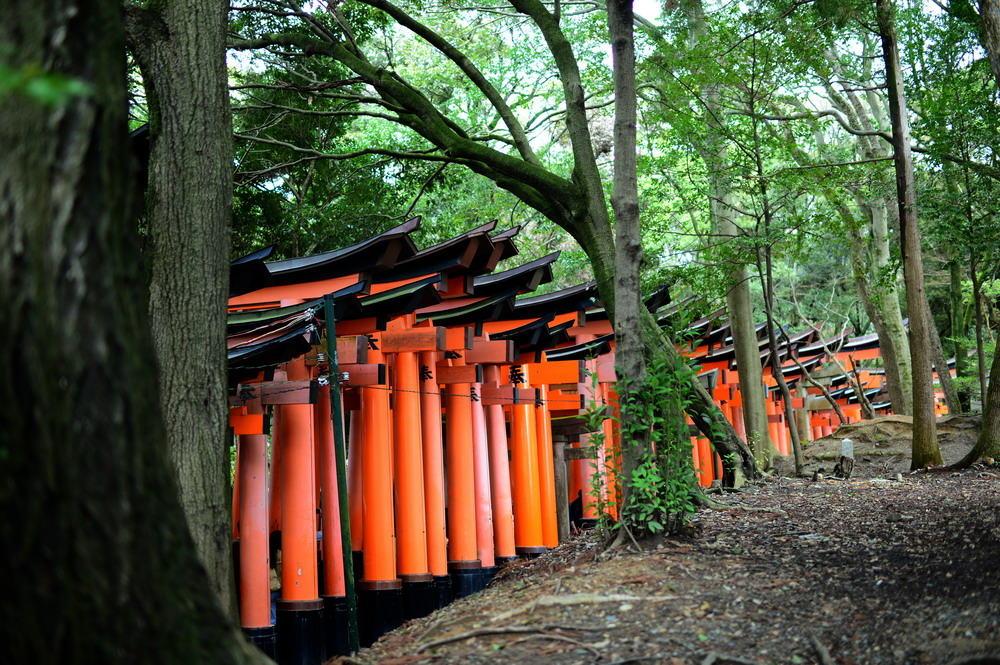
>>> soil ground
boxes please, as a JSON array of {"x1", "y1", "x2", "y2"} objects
[{"x1": 342, "y1": 416, "x2": 1000, "y2": 665}]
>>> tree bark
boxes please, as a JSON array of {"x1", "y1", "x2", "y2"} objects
[
  {"x1": 876, "y1": 0, "x2": 942, "y2": 468},
  {"x1": 950, "y1": 260, "x2": 973, "y2": 411},
  {"x1": 852, "y1": 200, "x2": 913, "y2": 415},
  {"x1": 0, "y1": 1, "x2": 265, "y2": 662},
  {"x1": 126, "y1": 0, "x2": 237, "y2": 615},
  {"x1": 608, "y1": 0, "x2": 651, "y2": 519},
  {"x1": 958, "y1": 344, "x2": 1000, "y2": 465},
  {"x1": 927, "y1": 305, "x2": 961, "y2": 414},
  {"x1": 979, "y1": 0, "x2": 1000, "y2": 89}
]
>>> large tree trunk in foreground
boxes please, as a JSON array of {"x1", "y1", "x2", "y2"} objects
[
  {"x1": 126, "y1": 0, "x2": 236, "y2": 615},
  {"x1": 876, "y1": 0, "x2": 942, "y2": 468},
  {"x1": 0, "y1": 1, "x2": 264, "y2": 662}
]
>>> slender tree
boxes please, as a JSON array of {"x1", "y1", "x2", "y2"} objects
[
  {"x1": 0, "y1": 0, "x2": 267, "y2": 662},
  {"x1": 875, "y1": 0, "x2": 943, "y2": 467}
]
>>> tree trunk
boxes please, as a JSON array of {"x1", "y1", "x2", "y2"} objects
[
  {"x1": 0, "y1": 1, "x2": 265, "y2": 662},
  {"x1": 126, "y1": 0, "x2": 237, "y2": 615},
  {"x1": 979, "y1": 0, "x2": 1000, "y2": 89},
  {"x1": 608, "y1": 0, "x2": 651, "y2": 521},
  {"x1": 876, "y1": 0, "x2": 942, "y2": 468},
  {"x1": 949, "y1": 260, "x2": 972, "y2": 411},
  {"x1": 927, "y1": 305, "x2": 961, "y2": 414},
  {"x1": 958, "y1": 345, "x2": 1000, "y2": 465},
  {"x1": 971, "y1": 256, "x2": 990, "y2": 402},
  {"x1": 856, "y1": 200, "x2": 913, "y2": 415},
  {"x1": 685, "y1": 0, "x2": 772, "y2": 467}
]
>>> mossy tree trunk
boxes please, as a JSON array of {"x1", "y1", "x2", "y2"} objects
[
  {"x1": 608, "y1": 0, "x2": 652, "y2": 517},
  {"x1": 0, "y1": 1, "x2": 267, "y2": 662}
]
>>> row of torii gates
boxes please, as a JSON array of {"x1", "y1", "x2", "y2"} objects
[{"x1": 224, "y1": 218, "x2": 944, "y2": 664}]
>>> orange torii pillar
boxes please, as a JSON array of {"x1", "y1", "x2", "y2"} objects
[
  {"x1": 602, "y1": 385, "x2": 620, "y2": 520},
  {"x1": 470, "y1": 381, "x2": 497, "y2": 583},
  {"x1": 696, "y1": 436, "x2": 714, "y2": 487},
  {"x1": 314, "y1": 381, "x2": 349, "y2": 657},
  {"x1": 269, "y1": 407, "x2": 283, "y2": 534},
  {"x1": 275, "y1": 358, "x2": 325, "y2": 665},
  {"x1": 356, "y1": 335, "x2": 402, "y2": 646},
  {"x1": 534, "y1": 384, "x2": 559, "y2": 547},
  {"x1": 346, "y1": 410, "x2": 363, "y2": 574},
  {"x1": 509, "y1": 364, "x2": 546, "y2": 556},
  {"x1": 442, "y1": 358, "x2": 484, "y2": 597},
  {"x1": 233, "y1": 404, "x2": 277, "y2": 658},
  {"x1": 729, "y1": 388, "x2": 747, "y2": 440},
  {"x1": 482, "y1": 364, "x2": 517, "y2": 565},
  {"x1": 391, "y1": 350, "x2": 434, "y2": 618},
  {"x1": 418, "y1": 349, "x2": 451, "y2": 608},
  {"x1": 383, "y1": 324, "x2": 444, "y2": 620},
  {"x1": 575, "y1": 335, "x2": 607, "y2": 524}
]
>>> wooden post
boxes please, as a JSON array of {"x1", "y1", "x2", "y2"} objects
[{"x1": 552, "y1": 434, "x2": 570, "y2": 544}]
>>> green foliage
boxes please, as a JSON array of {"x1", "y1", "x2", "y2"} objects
[
  {"x1": 0, "y1": 62, "x2": 90, "y2": 106},
  {"x1": 616, "y1": 352, "x2": 698, "y2": 537}
]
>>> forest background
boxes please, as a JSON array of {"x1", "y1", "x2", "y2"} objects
[{"x1": 2, "y1": 0, "x2": 1000, "y2": 661}]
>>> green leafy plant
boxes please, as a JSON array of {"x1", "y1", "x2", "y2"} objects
[
  {"x1": 0, "y1": 62, "x2": 91, "y2": 106},
  {"x1": 615, "y1": 351, "x2": 698, "y2": 537}
]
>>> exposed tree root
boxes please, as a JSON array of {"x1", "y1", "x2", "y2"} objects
[
  {"x1": 810, "y1": 635, "x2": 835, "y2": 665},
  {"x1": 417, "y1": 625, "x2": 599, "y2": 653},
  {"x1": 699, "y1": 496, "x2": 788, "y2": 515},
  {"x1": 700, "y1": 652, "x2": 766, "y2": 665},
  {"x1": 490, "y1": 593, "x2": 686, "y2": 623}
]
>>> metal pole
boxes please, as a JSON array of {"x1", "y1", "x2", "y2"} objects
[{"x1": 323, "y1": 294, "x2": 360, "y2": 653}]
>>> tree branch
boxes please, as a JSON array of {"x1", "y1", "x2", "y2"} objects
[{"x1": 357, "y1": 0, "x2": 542, "y2": 166}]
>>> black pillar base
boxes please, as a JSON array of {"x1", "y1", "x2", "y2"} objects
[
  {"x1": 244, "y1": 625, "x2": 277, "y2": 660},
  {"x1": 495, "y1": 555, "x2": 519, "y2": 566},
  {"x1": 275, "y1": 599, "x2": 325, "y2": 665},
  {"x1": 448, "y1": 560, "x2": 484, "y2": 599},
  {"x1": 351, "y1": 551, "x2": 364, "y2": 581},
  {"x1": 516, "y1": 546, "x2": 548, "y2": 559},
  {"x1": 321, "y1": 595, "x2": 350, "y2": 657},
  {"x1": 433, "y1": 575, "x2": 453, "y2": 609},
  {"x1": 575, "y1": 518, "x2": 599, "y2": 531},
  {"x1": 357, "y1": 580, "x2": 403, "y2": 648},
  {"x1": 400, "y1": 574, "x2": 436, "y2": 621},
  {"x1": 480, "y1": 565, "x2": 499, "y2": 588}
]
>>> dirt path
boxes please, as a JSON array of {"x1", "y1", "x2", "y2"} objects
[{"x1": 345, "y1": 421, "x2": 1000, "y2": 665}]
